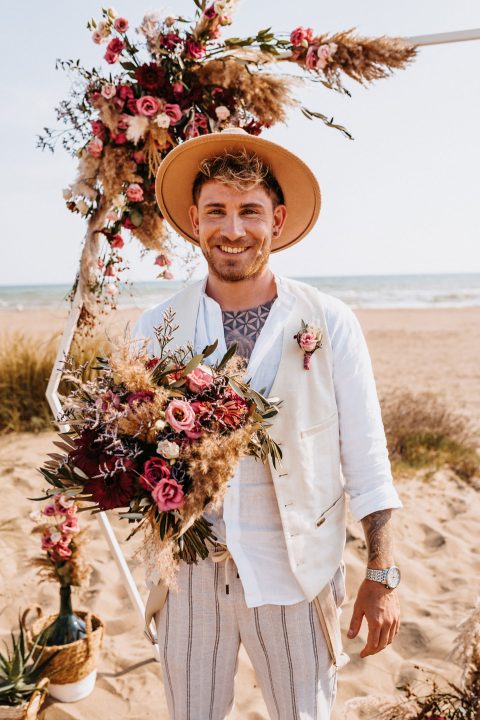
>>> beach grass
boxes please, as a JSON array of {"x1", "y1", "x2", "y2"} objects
[
  {"x1": 382, "y1": 390, "x2": 479, "y2": 480},
  {"x1": 0, "y1": 333, "x2": 107, "y2": 434}
]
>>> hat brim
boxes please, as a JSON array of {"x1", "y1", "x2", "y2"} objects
[{"x1": 155, "y1": 131, "x2": 321, "y2": 252}]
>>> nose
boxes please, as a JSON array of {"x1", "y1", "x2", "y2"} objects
[{"x1": 221, "y1": 212, "x2": 247, "y2": 242}]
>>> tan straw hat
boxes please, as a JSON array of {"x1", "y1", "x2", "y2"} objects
[{"x1": 155, "y1": 127, "x2": 321, "y2": 252}]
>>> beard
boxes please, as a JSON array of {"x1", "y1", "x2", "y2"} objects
[{"x1": 203, "y1": 238, "x2": 271, "y2": 283}]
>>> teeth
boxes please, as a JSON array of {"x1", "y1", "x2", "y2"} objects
[{"x1": 220, "y1": 246, "x2": 247, "y2": 254}]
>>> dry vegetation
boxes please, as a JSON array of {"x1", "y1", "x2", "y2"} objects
[
  {"x1": 0, "y1": 333, "x2": 108, "y2": 434},
  {"x1": 381, "y1": 390, "x2": 479, "y2": 481}
]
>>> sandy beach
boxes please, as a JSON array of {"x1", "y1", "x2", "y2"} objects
[{"x1": 0, "y1": 304, "x2": 478, "y2": 719}]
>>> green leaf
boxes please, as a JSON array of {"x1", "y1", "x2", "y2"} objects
[
  {"x1": 120, "y1": 61, "x2": 137, "y2": 71},
  {"x1": 180, "y1": 353, "x2": 204, "y2": 377},
  {"x1": 201, "y1": 340, "x2": 218, "y2": 359},
  {"x1": 216, "y1": 343, "x2": 237, "y2": 372}
]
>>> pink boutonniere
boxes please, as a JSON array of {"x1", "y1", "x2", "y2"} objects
[{"x1": 294, "y1": 320, "x2": 323, "y2": 370}]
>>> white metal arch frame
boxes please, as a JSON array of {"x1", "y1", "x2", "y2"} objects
[{"x1": 45, "y1": 29, "x2": 480, "y2": 659}]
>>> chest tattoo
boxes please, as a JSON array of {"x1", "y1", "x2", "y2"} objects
[{"x1": 222, "y1": 297, "x2": 277, "y2": 362}]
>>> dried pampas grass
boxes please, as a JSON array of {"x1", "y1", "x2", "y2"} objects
[
  {"x1": 193, "y1": 58, "x2": 299, "y2": 126},
  {"x1": 323, "y1": 29, "x2": 416, "y2": 85},
  {"x1": 130, "y1": 204, "x2": 169, "y2": 253},
  {"x1": 97, "y1": 146, "x2": 142, "y2": 201}
]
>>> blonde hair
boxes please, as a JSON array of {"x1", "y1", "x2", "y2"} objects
[{"x1": 192, "y1": 148, "x2": 285, "y2": 207}]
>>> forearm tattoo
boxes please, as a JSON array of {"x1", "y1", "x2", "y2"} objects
[{"x1": 361, "y1": 509, "x2": 394, "y2": 566}]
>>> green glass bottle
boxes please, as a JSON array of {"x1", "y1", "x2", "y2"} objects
[{"x1": 37, "y1": 585, "x2": 86, "y2": 646}]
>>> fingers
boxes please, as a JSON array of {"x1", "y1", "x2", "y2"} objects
[
  {"x1": 347, "y1": 604, "x2": 364, "y2": 639},
  {"x1": 360, "y1": 620, "x2": 400, "y2": 657}
]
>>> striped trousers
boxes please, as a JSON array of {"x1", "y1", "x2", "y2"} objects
[{"x1": 154, "y1": 544, "x2": 346, "y2": 720}]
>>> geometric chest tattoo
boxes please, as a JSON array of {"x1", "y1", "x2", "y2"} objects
[{"x1": 222, "y1": 296, "x2": 277, "y2": 362}]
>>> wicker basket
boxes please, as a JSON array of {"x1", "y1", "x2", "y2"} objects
[
  {"x1": 0, "y1": 678, "x2": 48, "y2": 720},
  {"x1": 22, "y1": 605, "x2": 104, "y2": 686}
]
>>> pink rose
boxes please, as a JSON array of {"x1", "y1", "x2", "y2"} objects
[
  {"x1": 136, "y1": 95, "x2": 160, "y2": 116},
  {"x1": 306, "y1": 45, "x2": 318, "y2": 70},
  {"x1": 60, "y1": 517, "x2": 79, "y2": 534},
  {"x1": 163, "y1": 102, "x2": 183, "y2": 125},
  {"x1": 154, "y1": 254, "x2": 171, "y2": 267},
  {"x1": 42, "y1": 504, "x2": 56, "y2": 516},
  {"x1": 316, "y1": 44, "x2": 331, "y2": 70},
  {"x1": 54, "y1": 544, "x2": 72, "y2": 559},
  {"x1": 111, "y1": 234, "x2": 124, "y2": 248},
  {"x1": 91, "y1": 119, "x2": 105, "y2": 137},
  {"x1": 104, "y1": 49, "x2": 119, "y2": 64},
  {"x1": 186, "y1": 366, "x2": 214, "y2": 393},
  {"x1": 163, "y1": 270, "x2": 174, "y2": 280},
  {"x1": 41, "y1": 532, "x2": 55, "y2": 550},
  {"x1": 87, "y1": 137, "x2": 103, "y2": 157},
  {"x1": 114, "y1": 17, "x2": 129, "y2": 32},
  {"x1": 185, "y1": 37, "x2": 206, "y2": 59},
  {"x1": 126, "y1": 183, "x2": 144, "y2": 202},
  {"x1": 101, "y1": 83, "x2": 116, "y2": 99},
  {"x1": 92, "y1": 30, "x2": 104, "y2": 44},
  {"x1": 165, "y1": 399, "x2": 196, "y2": 433},
  {"x1": 290, "y1": 26, "x2": 314, "y2": 47},
  {"x1": 299, "y1": 332, "x2": 317, "y2": 352},
  {"x1": 132, "y1": 150, "x2": 145, "y2": 164},
  {"x1": 140, "y1": 457, "x2": 171, "y2": 490},
  {"x1": 151, "y1": 477, "x2": 185, "y2": 511}
]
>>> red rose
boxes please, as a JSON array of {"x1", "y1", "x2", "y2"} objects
[
  {"x1": 184, "y1": 37, "x2": 206, "y2": 59},
  {"x1": 110, "y1": 234, "x2": 124, "y2": 249},
  {"x1": 118, "y1": 84, "x2": 134, "y2": 101},
  {"x1": 107, "y1": 37, "x2": 125, "y2": 53},
  {"x1": 104, "y1": 50, "x2": 119, "y2": 65},
  {"x1": 289, "y1": 26, "x2": 314, "y2": 47},
  {"x1": 140, "y1": 457, "x2": 172, "y2": 490},
  {"x1": 145, "y1": 357, "x2": 160, "y2": 370},
  {"x1": 132, "y1": 150, "x2": 145, "y2": 164},
  {"x1": 111, "y1": 132, "x2": 127, "y2": 144},
  {"x1": 152, "y1": 477, "x2": 185, "y2": 511},
  {"x1": 91, "y1": 120, "x2": 105, "y2": 137},
  {"x1": 160, "y1": 32, "x2": 183, "y2": 51}
]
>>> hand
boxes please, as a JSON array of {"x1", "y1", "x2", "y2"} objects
[{"x1": 347, "y1": 578, "x2": 400, "y2": 657}]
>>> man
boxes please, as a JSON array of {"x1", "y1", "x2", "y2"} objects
[{"x1": 133, "y1": 127, "x2": 402, "y2": 719}]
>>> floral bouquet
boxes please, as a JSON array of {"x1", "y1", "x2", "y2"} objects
[{"x1": 37, "y1": 309, "x2": 281, "y2": 585}]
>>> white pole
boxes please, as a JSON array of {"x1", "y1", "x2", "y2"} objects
[
  {"x1": 406, "y1": 28, "x2": 480, "y2": 46},
  {"x1": 45, "y1": 288, "x2": 160, "y2": 661}
]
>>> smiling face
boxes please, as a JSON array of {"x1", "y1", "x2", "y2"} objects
[{"x1": 188, "y1": 180, "x2": 287, "y2": 283}]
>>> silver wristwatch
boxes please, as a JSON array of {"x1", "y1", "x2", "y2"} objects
[{"x1": 366, "y1": 566, "x2": 401, "y2": 589}]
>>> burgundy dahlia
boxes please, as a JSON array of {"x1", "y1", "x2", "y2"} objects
[
  {"x1": 84, "y1": 455, "x2": 136, "y2": 510},
  {"x1": 134, "y1": 62, "x2": 166, "y2": 91}
]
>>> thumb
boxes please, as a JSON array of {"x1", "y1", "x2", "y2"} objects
[{"x1": 348, "y1": 604, "x2": 364, "y2": 639}]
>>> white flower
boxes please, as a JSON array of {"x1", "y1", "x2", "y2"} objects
[
  {"x1": 156, "y1": 440, "x2": 180, "y2": 459},
  {"x1": 76, "y1": 200, "x2": 89, "y2": 216},
  {"x1": 62, "y1": 188, "x2": 73, "y2": 201},
  {"x1": 29, "y1": 510, "x2": 42, "y2": 524},
  {"x1": 126, "y1": 115, "x2": 149, "y2": 144},
  {"x1": 105, "y1": 284, "x2": 118, "y2": 296},
  {"x1": 138, "y1": 11, "x2": 161, "y2": 38},
  {"x1": 154, "y1": 418, "x2": 167, "y2": 432},
  {"x1": 112, "y1": 193, "x2": 126, "y2": 209},
  {"x1": 215, "y1": 105, "x2": 230, "y2": 121},
  {"x1": 328, "y1": 42, "x2": 338, "y2": 56},
  {"x1": 50, "y1": 531, "x2": 62, "y2": 544},
  {"x1": 155, "y1": 112, "x2": 171, "y2": 129}
]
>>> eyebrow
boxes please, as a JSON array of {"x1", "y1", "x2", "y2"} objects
[{"x1": 203, "y1": 202, "x2": 265, "y2": 208}]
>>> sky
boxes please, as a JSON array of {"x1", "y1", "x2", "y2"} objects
[{"x1": 1, "y1": 0, "x2": 479, "y2": 285}]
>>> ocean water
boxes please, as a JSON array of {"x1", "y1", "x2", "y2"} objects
[{"x1": 0, "y1": 273, "x2": 479, "y2": 311}]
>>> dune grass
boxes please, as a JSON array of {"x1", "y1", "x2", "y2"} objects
[
  {"x1": 381, "y1": 390, "x2": 479, "y2": 481},
  {"x1": 0, "y1": 333, "x2": 108, "y2": 434}
]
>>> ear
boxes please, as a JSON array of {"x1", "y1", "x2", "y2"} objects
[
  {"x1": 188, "y1": 204, "x2": 199, "y2": 237},
  {"x1": 272, "y1": 203, "x2": 288, "y2": 238}
]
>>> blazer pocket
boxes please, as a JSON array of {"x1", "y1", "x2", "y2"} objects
[
  {"x1": 300, "y1": 411, "x2": 338, "y2": 439},
  {"x1": 315, "y1": 494, "x2": 344, "y2": 528}
]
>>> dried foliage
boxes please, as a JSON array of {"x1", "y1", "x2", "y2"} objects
[
  {"x1": 381, "y1": 390, "x2": 479, "y2": 480},
  {"x1": 193, "y1": 58, "x2": 299, "y2": 126}
]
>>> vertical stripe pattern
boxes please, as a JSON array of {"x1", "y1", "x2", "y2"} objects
[{"x1": 155, "y1": 554, "x2": 342, "y2": 719}]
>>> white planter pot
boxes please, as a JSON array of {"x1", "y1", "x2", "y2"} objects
[{"x1": 48, "y1": 668, "x2": 97, "y2": 702}]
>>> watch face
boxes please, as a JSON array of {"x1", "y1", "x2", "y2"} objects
[{"x1": 386, "y1": 566, "x2": 401, "y2": 589}]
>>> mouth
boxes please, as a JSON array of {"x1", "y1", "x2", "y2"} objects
[{"x1": 215, "y1": 245, "x2": 249, "y2": 256}]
